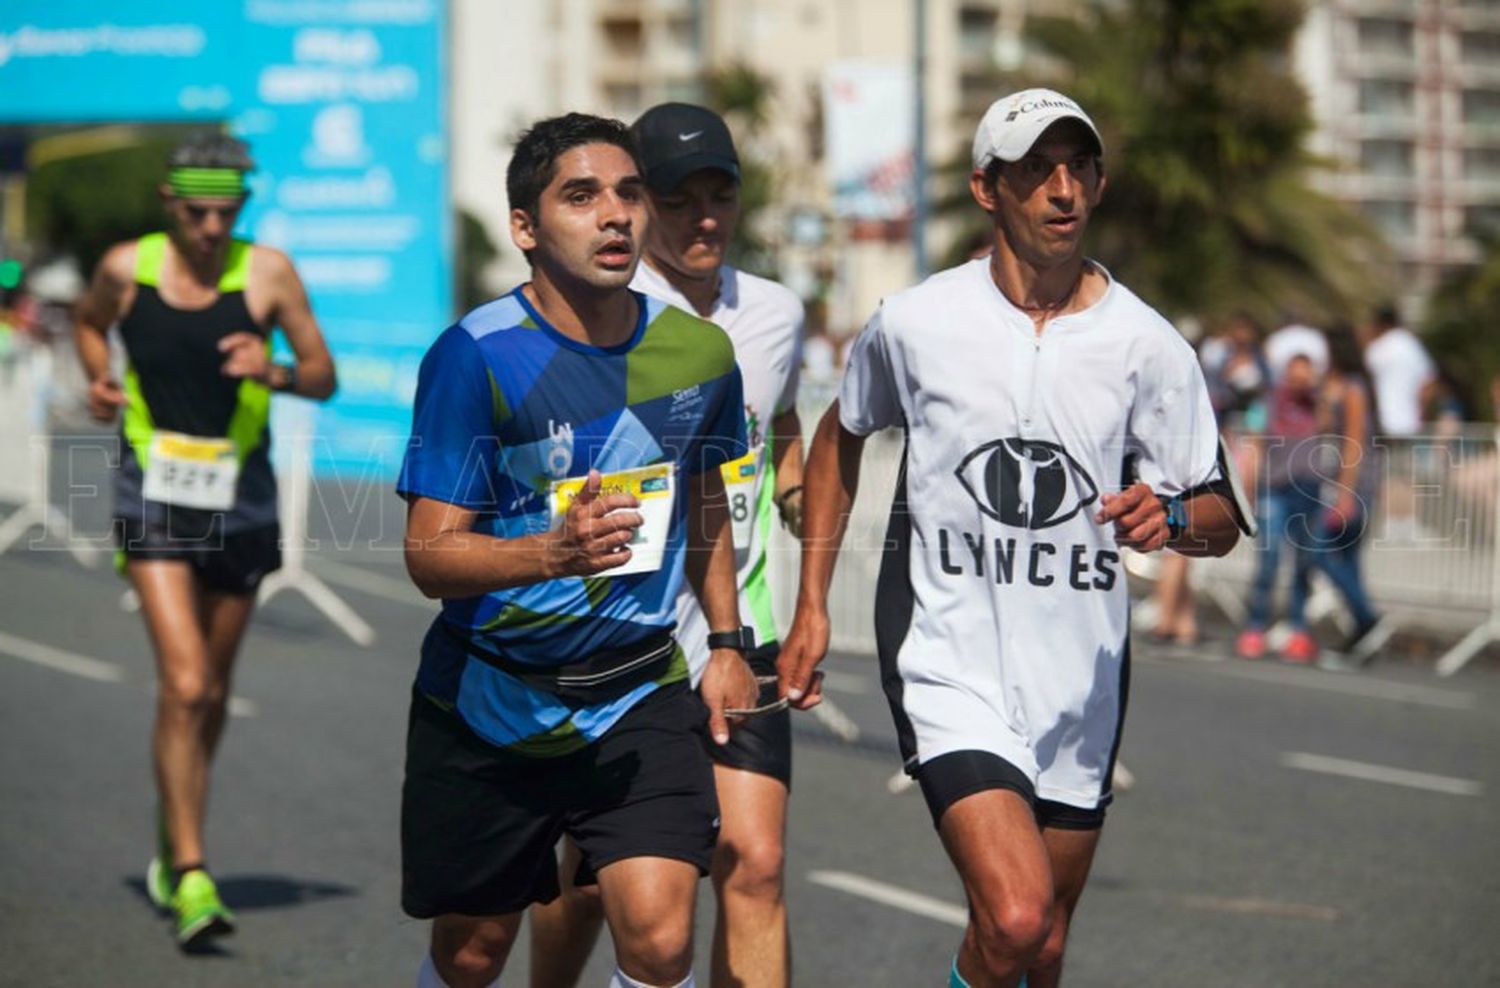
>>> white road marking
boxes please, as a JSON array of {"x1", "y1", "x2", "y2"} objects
[
  {"x1": 312, "y1": 558, "x2": 427, "y2": 607},
  {"x1": 0, "y1": 629, "x2": 122, "y2": 682},
  {"x1": 227, "y1": 696, "x2": 258, "y2": 719},
  {"x1": 820, "y1": 669, "x2": 872, "y2": 695},
  {"x1": 0, "y1": 629, "x2": 259, "y2": 718},
  {"x1": 1281, "y1": 752, "x2": 1482, "y2": 797},
  {"x1": 1143, "y1": 653, "x2": 1475, "y2": 711},
  {"x1": 1178, "y1": 895, "x2": 1339, "y2": 921},
  {"x1": 807, "y1": 870, "x2": 967, "y2": 928}
]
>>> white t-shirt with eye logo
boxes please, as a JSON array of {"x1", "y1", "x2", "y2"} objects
[
  {"x1": 633, "y1": 261, "x2": 805, "y2": 679},
  {"x1": 839, "y1": 257, "x2": 1220, "y2": 809}
]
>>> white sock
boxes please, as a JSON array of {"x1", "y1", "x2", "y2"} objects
[
  {"x1": 607, "y1": 968, "x2": 694, "y2": 988},
  {"x1": 417, "y1": 951, "x2": 500, "y2": 988}
]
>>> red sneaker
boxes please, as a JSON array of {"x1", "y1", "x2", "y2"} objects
[
  {"x1": 1234, "y1": 629, "x2": 1266, "y2": 660},
  {"x1": 1281, "y1": 630, "x2": 1320, "y2": 664}
]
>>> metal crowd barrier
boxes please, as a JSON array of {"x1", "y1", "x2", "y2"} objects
[
  {"x1": 0, "y1": 340, "x2": 97, "y2": 565},
  {"x1": 770, "y1": 392, "x2": 1500, "y2": 678}
]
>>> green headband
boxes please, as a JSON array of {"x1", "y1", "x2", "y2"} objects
[{"x1": 168, "y1": 167, "x2": 248, "y2": 199}]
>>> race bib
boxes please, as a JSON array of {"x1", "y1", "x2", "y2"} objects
[
  {"x1": 719, "y1": 445, "x2": 764, "y2": 556},
  {"x1": 550, "y1": 463, "x2": 675, "y2": 576},
  {"x1": 142, "y1": 431, "x2": 240, "y2": 512}
]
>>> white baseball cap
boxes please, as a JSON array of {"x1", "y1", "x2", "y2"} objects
[{"x1": 972, "y1": 88, "x2": 1104, "y2": 170}]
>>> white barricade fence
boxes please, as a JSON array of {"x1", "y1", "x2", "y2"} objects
[
  {"x1": 772, "y1": 396, "x2": 1500, "y2": 677},
  {"x1": 1193, "y1": 426, "x2": 1500, "y2": 675},
  {"x1": 255, "y1": 400, "x2": 377, "y2": 646},
  {"x1": 0, "y1": 340, "x2": 97, "y2": 565}
]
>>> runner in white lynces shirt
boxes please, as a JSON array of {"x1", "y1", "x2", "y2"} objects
[{"x1": 781, "y1": 88, "x2": 1249, "y2": 988}]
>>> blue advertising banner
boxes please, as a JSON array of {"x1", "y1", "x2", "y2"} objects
[{"x1": 0, "y1": 1, "x2": 450, "y2": 475}]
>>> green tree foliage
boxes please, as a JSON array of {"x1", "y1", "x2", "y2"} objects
[
  {"x1": 704, "y1": 63, "x2": 777, "y2": 277},
  {"x1": 943, "y1": 0, "x2": 1391, "y2": 327},
  {"x1": 456, "y1": 207, "x2": 499, "y2": 314},
  {"x1": 1423, "y1": 233, "x2": 1500, "y2": 421},
  {"x1": 27, "y1": 129, "x2": 192, "y2": 275}
]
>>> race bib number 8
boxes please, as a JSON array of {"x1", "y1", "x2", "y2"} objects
[
  {"x1": 142, "y1": 431, "x2": 240, "y2": 512},
  {"x1": 550, "y1": 463, "x2": 675, "y2": 576},
  {"x1": 719, "y1": 445, "x2": 763, "y2": 556}
]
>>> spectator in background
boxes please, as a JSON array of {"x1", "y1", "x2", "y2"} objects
[
  {"x1": 1237, "y1": 352, "x2": 1324, "y2": 663},
  {"x1": 1289, "y1": 325, "x2": 1387, "y2": 661},
  {"x1": 1360, "y1": 304, "x2": 1438, "y2": 544},
  {"x1": 1361, "y1": 303, "x2": 1436, "y2": 437},
  {"x1": 800, "y1": 322, "x2": 839, "y2": 387},
  {"x1": 1265, "y1": 316, "x2": 1329, "y2": 383},
  {"x1": 1149, "y1": 313, "x2": 1270, "y2": 646}
]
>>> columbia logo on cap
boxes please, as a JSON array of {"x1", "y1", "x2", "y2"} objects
[{"x1": 973, "y1": 87, "x2": 1103, "y2": 169}]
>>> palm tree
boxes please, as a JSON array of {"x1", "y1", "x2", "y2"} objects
[
  {"x1": 941, "y1": 0, "x2": 1392, "y2": 329},
  {"x1": 1424, "y1": 231, "x2": 1500, "y2": 420}
]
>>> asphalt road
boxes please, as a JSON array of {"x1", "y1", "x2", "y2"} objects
[{"x1": 2, "y1": 533, "x2": 1498, "y2": 987}]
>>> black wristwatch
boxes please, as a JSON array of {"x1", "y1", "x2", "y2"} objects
[
  {"x1": 271, "y1": 362, "x2": 298, "y2": 393},
  {"x1": 1158, "y1": 494, "x2": 1187, "y2": 541},
  {"x1": 706, "y1": 626, "x2": 756, "y2": 653}
]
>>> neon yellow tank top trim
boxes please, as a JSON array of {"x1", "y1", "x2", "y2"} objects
[
  {"x1": 133, "y1": 233, "x2": 168, "y2": 288},
  {"x1": 133, "y1": 232, "x2": 252, "y2": 293},
  {"x1": 125, "y1": 233, "x2": 268, "y2": 463}
]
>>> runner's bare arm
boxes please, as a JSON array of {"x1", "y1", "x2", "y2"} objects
[
  {"x1": 404, "y1": 472, "x2": 642, "y2": 597},
  {"x1": 227, "y1": 247, "x2": 335, "y2": 399},
  {"x1": 1095, "y1": 484, "x2": 1239, "y2": 557},
  {"x1": 74, "y1": 242, "x2": 135, "y2": 423},
  {"x1": 771, "y1": 407, "x2": 804, "y2": 535},
  {"x1": 779, "y1": 401, "x2": 865, "y2": 708},
  {"x1": 684, "y1": 467, "x2": 759, "y2": 743}
]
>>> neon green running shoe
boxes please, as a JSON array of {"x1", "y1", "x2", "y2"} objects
[
  {"x1": 146, "y1": 810, "x2": 174, "y2": 912},
  {"x1": 171, "y1": 869, "x2": 236, "y2": 947}
]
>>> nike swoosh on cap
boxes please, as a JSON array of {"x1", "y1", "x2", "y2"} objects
[{"x1": 678, "y1": 130, "x2": 703, "y2": 141}]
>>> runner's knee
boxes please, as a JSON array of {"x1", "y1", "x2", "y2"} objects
[
  {"x1": 713, "y1": 831, "x2": 785, "y2": 902},
  {"x1": 430, "y1": 920, "x2": 514, "y2": 988},
  {"x1": 1030, "y1": 908, "x2": 1072, "y2": 977},
  {"x1": 969, "y1": 892, "x2": 1053, "y2": 970},
  {"x1": 612, "y1": 915, "x2": 693, "y2": 985},
  {"x1": 159, "y1": 669, "x2": 218, "y2": 713}
]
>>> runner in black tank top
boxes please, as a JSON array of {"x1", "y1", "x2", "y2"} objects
[{"x1": 72, "y1": 133, "x2": 336, "y2": 950}]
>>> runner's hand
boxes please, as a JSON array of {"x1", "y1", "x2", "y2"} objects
[
  {"x1": 1096, "y1": 482, "x2": 1170, "y2": 552},
  {"x1": 218, "y1": 331, "x2": 272, "y2": 382},
  {"x1": 699, "y1": 647, "x2": 759, "y2": 745},
  {"x1": 87, "y1": 375, "x2": 126, "y2": 423},
  {"x1": 547, "y1": 470, "x2": 642, "y2": 577},
  {"x1": 777, "y1": 606, "x2": 829, "y2": 711}
]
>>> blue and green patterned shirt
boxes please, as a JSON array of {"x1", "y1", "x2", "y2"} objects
[{"x1": 398, "y1": 287, "x2": 745, "y2": 755}]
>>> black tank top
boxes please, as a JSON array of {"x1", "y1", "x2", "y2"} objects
[{"x1": 113, "y1": 233, "x2": 278, "y2": 533}]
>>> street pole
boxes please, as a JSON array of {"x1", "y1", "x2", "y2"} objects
[{"x1": 912, "y1": 0, "x2": 928, "y2": 279}]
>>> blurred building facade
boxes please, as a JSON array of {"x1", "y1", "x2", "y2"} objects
[
  {"x1": 455, "y1": 1, "x2": 1500, "y2": 331},
  {"x1": 451, "y1": 0, "x2": 1041, "y2": 334},
  {"x1": 1295, "y1": 0, "x2": 1500, "y2": 306}
]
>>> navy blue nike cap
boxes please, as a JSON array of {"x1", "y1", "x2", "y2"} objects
[{"x1": 630, "y1": 103, "x2": 740, "y2": 193}]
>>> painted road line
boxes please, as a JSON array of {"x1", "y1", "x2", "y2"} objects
[
  {"x1": 0, "y1": 629, "x2": 258, "y2": 718},
  {"x1": 1281, "y1": 752, "x2": 1482, "y2": 797},
  {"x1": 807, "y1": 870, "x2": 967, "y2": 928},
  {"x1": 312, "y1": 557, "x2": 427, "y2": 607},
  {"x1": 1178, "y1": 895, "x2": 1339, "y2": 922},
  {"x1": 820, "y1": 669, "x2": 872, "y2": 695},
  {"x1": 227, "y1": 696, "x2": 259, "y2": 719},
  {"x1": 1142, "y1": 652, "x2": 1474, "y2": 711},
  {"x1": 0, "y1": 629, "x2": 122, "y2": 683}
]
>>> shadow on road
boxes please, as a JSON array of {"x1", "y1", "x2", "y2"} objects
[{"x1": 123, "y1": 873, "x2": 358, "y2": 912}]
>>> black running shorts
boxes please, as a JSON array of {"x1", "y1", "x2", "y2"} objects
[
  {"x1": 116, "y1": 517, "x2": 281, "y2": 595},
  {"x1": 917, "y1": 749, "x2": 1107, "y2": 832},
  {"x1": 706, "y1": 645, "x2": 792, "y2": 788},
  {"x1": 400, "y1": 681, "x2": 721, "y2": 919}
]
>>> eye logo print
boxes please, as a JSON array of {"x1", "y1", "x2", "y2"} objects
[{"x1": 956, "y1": 438, "x2": 1098, "y2": 530}]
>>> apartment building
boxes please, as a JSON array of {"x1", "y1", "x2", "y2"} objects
[{"x1": 1296, "y1": 0, "x2": 1500, "y2": 303}]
